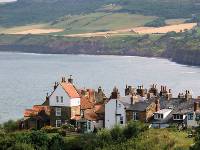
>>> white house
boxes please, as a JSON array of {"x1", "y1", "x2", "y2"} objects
[
  {"x1": 49, "y1": 81, "x2": 80, "y2": 107},
  {"x1": 105, "y1": 99, "x2": 126, "y2": 129},
  {"x1": 48, "y1": 77, "x2": 81, "y2": 127}
]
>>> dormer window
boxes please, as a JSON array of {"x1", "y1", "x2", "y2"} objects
[{"x1": 173, "y1": 114, "x2": 183, "y2": 120}]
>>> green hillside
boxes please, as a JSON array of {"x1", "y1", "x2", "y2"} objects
[
  {"x1": 0, "y1": 0, "x2": 200, "y2": 27},
  {"x1": 50, "y1": 12, "x2": 156, "y2": 34}
]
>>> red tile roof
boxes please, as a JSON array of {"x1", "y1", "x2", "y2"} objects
[
  {"x1": 81, "y1": 97, "x2": 93, "y2": 110},
  {"x1": 84, "y1": 109, "x2": 98, "y2": 121},
  {"x1": 24, "y1": 105, "x2": 50, "y2": 117},
  {"x1": 60, "y1": 82, "x2": 80, "y2": 98},
  {"x1": 94, "y1": 104, "x2": 104, "y2": 114},
  {"x1": 24, "y1": 109, "x2": 38, "y2": 117}
]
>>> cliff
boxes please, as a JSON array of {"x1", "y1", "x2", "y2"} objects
[{"x1": 0, "y1": 31, "x2": 200, "y2": 66}]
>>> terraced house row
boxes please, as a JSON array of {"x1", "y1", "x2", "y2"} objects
[{"x1": 22, "y1": 76, "x2": 200, "y2": 133}]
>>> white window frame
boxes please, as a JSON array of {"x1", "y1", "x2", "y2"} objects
[
  {"x1": 56, "y1": 120, "x2": 62, "y2": 128},
  {"x1": 133, "y1": 112, "x2": 138, "y2": 120},
  {"x1": 55, "y1": 107, "x2": 61, "y2": 116},
  {"x1": 188, "y1": 113, "x2": 193, "y2": 120}
]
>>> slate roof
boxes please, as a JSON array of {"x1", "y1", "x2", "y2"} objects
[
  {"x1": 151, "y1": 98, "x2": 197, "y2": 124},
  {"x1": 127, "y1": 101, "x2": 153, "y2": 111}
]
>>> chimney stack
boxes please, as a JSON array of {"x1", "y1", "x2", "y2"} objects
[
  {"x1": 68, "y1": 75, "x2": 73, "y2": 84},
  {"x1": 194, "y1": 101, "x2": 199, "y2": 112},
  {"x1": 155, "y1": 98, "x2": 160, "y2": 112},
  {"x1": 98, "y1": 86, "x2": 102, "y2": 93},
  {"x1": 110, "y1": 86, "x2": 120, "y2": 99},
  {"x1": 61, "y1": 77, "x2": 66, "y2": 82},
  {"x1": 130, "y1": 96, "x2": 133, "y2": 105}
]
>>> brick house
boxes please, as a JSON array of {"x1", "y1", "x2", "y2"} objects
[{"x1": 23, "y1": 76, "x2": 81, "y2": 128}]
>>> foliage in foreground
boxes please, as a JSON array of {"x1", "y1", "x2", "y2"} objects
[{"x1": 0, "y1": 120, "x2": 195, "y2": 150}]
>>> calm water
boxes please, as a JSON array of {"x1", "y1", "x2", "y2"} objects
[{"x1": 0, "y1": 52, "x2": 200, "y2": 123}]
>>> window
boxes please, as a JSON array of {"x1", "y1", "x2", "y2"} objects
[
  {"x1": 55, "y1": 107, "x2": 61, "y2": 116},
  {"x1": 56, "y1": 120, "x2": 62, "y2": 128},
  {"x1": 155, "y1": 113, "x2": 163, "y2": 119},
  {"x1": 56, "y1": 96, "x2": 59, "y2": 103},
  {"x1": 88, "y1": 121, "x2": 91, "y2": 130},
  {"x1": 81, "y1": 110, "x2": 84, "y2": 117},
  {"x1": 196, "y1": 114, "x2": 200, "y2": 121},
  {"x1": 174, "y1": 114, "x2": 183, "y2": 120},
  {"x1": 120, "y1": 116, "x2": 123, "y2": 124},
  {"x1": 133, "y1": 112, "x2": 138, "y2": 120},
  {"x1": 61, "y1": 96, "x2": 63, "y2": 103},
  {"x1": 188, "y1": 113, "x2": 193, "y2": 120}
]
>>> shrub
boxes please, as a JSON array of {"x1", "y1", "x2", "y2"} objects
[
  {"x1": 123, "y1": 121, "x2": 148, "y2": 139},
  {"x1": 0, "y1": 134, "x2": 16, "y2": 150},
  {"x1": 145, "y1": 17, "x2": 166, "y2": 27},
  {"x1": 96, "y1": 129, "x2": 112, "y2": 147},
  {"x1": 22, "y1": 130, "x2": 49, "y2": 150},
  {"x1": 3, "y1": 120, "x2": 18, "y2": 132},
  {"x1": 48, "y1": 134, "x2": 64, "y2": 150},
  {"x1": 110, "y1": 125, "x2": 125, "y2": 142},
  {"x1": 41, "y1": 126, "x2": 58, "y2": 133},
  {"x1": 8, "y1": 143, "x2": 34, "y2": 150},
  {"x1": 58, "y1": 129, "x2": 66, "y2": 136},
  {"x1": 61, "y1": 124, "x2": 75, "y2": 132}
]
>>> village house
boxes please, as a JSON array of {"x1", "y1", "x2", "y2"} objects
[
  {"x1": 187, "y1": 101, "x2": 200, "y2": 128},
  {"x1": 23, "y1": 105, "x2": 50, "y2": 129},
  {"x1": 75, "y1": 87, "x2": 106, "y2": 133},
  {"x1": 151, "y1": 90, "x2": 196, "y2": 128},
  {"x1": 23, "y1": 78, "x2": 200, "y2": 131},
  {"x1": 105, "y1": 86, "x2": 158, "y2": 129},
  {"x1": 23, "y1": 76, "x2": 81, "y2": 129}
]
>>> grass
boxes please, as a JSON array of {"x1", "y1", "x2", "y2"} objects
[
  {"x1": 165, "y1": 18, "x2": 188, "y2": 25},
  {"x1": 0, "y1": 24, "x2": 48, "y2": 34},
  {"x1": 101, "y1": 129, "x2": 194, "y2": 150},
  {"x1": 50, "y1": 12, "x2": 157, "y2": 34},
  {"x1": 0, "y1": 12, "x2": 156, "y2": 35}
]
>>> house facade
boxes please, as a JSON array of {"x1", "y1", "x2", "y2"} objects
[
  {"x1": 187, "y1": 101, "x2": 200, "y2": 128},
  {"x1": 23, "y1": 76, "x2": 81, "y2": 129},
  {"x1": 105, "y1": 99, "x2": 126, "y2": 129}
]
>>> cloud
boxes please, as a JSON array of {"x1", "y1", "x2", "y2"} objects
[{"x1": 0, "y1": 0, "x2": 17, "y2": 2}]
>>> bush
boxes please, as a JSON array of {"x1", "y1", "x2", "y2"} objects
[
  {"x1": 8, "y1": 143, "x2": 34, "y2": 150},
  {"x1": 3, "y1": 120, "x2": 18, "y2": 132},
  {"x1": 96, "y1": 129, "x2": 112, "y2": 148},
  {"x1": 123, "y1": 121, "x2": 148, "y2": 139},
  {"x1": 61, "y1": 124, "x2": 75, "y2": 132},
  {"x1": 21, "y1": 130, "x2": 49, "y2": 150},
  {"x1": 0, "y1": 133, "x2": 16, "y2": 150},
  {"x1": 145, "y1": 17, "x2": 166, "y2": 27},
  {"x1": 41, "y1": 126, "x2": 58, "y2": 133},
  {"x1": 110, "y1": 125, "x2": 125, "y2": 142},
  {"x1": 48, "y1": 134, "x2": 64, "y2": 150},
  {"x1": 58, "y1": 129, "x2": 66, "y2": 136}
]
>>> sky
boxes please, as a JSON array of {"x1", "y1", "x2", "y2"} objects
[{"x1": 0, "y1": 0, "x2": 16, "y2": 2}]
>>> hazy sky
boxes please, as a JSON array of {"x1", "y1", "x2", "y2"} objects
[{"x1": 0, "y1": 0, "x2": 16, "y2": 2}]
